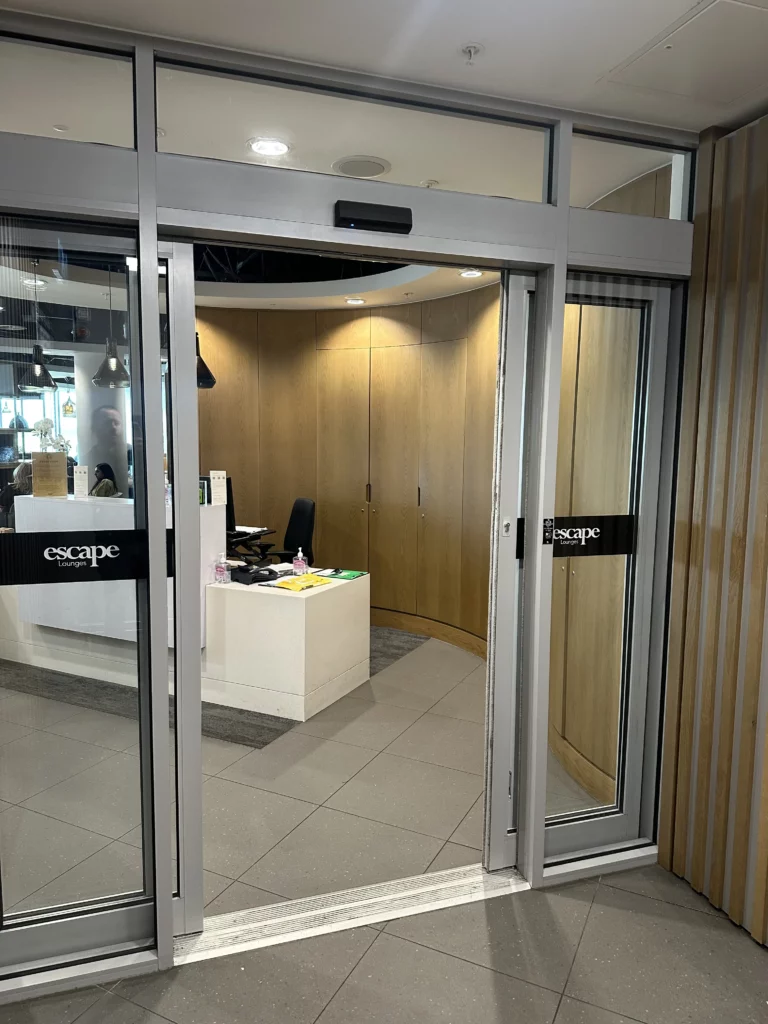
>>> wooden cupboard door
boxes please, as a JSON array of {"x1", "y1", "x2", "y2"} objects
[
  {"x1": 369, "y1": 346, "x2": 420, "y2": 612},
  {"x1": 562, "y1": 303, "x2": 640, "y2": 781},
  {"x1": 258, "y1": 311, "x2": 318, "y2": 544},
  {"x1": 418, "y1": 339, "x2": 467, "y2": 627},
  {"x1": 316, "y1": 348, "x2": 370, "y2": 571},
  {"x1": 549, "y1": 303, "x2": 582, "y2": 737},
  {"x1": 196, "y1": 308, "x2": 260, "y2": 526},
  {"x1": 460, "y1": 286, "x2": 500, "y2": 639}
]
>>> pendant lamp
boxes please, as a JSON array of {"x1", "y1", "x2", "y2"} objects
[
  {"x1": 93, "y1": 267, "x2": 130, "y2": 388},
  {"x1": 196, "y1": 333, "x2": 216, "y2": 389},
  {"x1": 18, "y1": 262, "x2": 57, "y2": 393},
  {"x1": 18, "y1": 344, "x2": 57, "y2": 393}
]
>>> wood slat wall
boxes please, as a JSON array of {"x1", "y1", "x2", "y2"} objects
[{"x1": 660, "y1": 115, "x2": 768, "y2": 946}]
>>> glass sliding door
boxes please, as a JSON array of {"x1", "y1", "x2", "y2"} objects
[
  {"x1": 544, "y1": 274, "x2": 673, "y2": 860},
  {"x1": 0, "y1": 219, "x2": 163, "y2": 971}
]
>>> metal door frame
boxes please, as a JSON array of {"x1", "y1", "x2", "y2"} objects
[
  {"x1": 0, "y1": 223, "x2": 172, "y2": 979},
  {"x1": 542, "y1": 277, "x2": 676, "y2": 861},
  {"x1": 164, "y1": 236, "x2": 535, "y2": 936}
]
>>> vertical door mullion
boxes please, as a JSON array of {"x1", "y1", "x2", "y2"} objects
[
  {"x1": 486, "y1": 276, "x2": 528, "y2": 871},
  {"x1": 135, "y1": 41, "x2": 175, "y2": 967},
  {"x1": 168, "y1": 242, "x2": 205, "y2": 936}
]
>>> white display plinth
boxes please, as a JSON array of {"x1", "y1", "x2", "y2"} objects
[
  {"x1": 202, "y1": 574, "x2": 370, "y2": 721},
  {"x1": 14, "y1": 494, "x2": 225, "y2": 648}
]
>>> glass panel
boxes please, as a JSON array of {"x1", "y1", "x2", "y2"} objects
[
  {"x1": 0, "y1": 222, "x2": 150, "y2": 916},
  {"x1": 0, "y1": 36, "x2": 134, "y2": 148},
  {"x1": 156, "y1": 63, "x2": 548, "y2": 202},
  {"x1": 570, "y1": 133, "x2": 690, "y2": 219},
  {"x1": 546, "y1": 276, "x2": 645, "y2": 819}
]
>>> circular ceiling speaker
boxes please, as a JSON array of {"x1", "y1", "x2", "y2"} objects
[{"x1": 333, "y1": 156, "x2": 391, "y2": 179}]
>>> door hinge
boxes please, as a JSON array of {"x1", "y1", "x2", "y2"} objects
[
  {"x1": 366, "y1": 483, "x2": 372, "y2": 502},
  {"x1": 418, "y1": 486, "x2": 421, "y2": 507}
]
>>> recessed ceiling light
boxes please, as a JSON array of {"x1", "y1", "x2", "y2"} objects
[
  {"x1": 345, "y1": 297, "x2": 365, "y2": 305},
  {"x1": 459, "y1": 269, "x2": 483, "y2": 279},
  {"x1": 247, "y1": 137, "x2": 290, "y2": 157},
  {"x1": 22, "y1": 277, "x2": 47, "y2": 291},
  {"x1": 52, "y1": 124, "x2": 69, "y2": 133},
  {"x1": 421, "y1": 179, "x2": 439, "y2": 188},
  {"x1": 156, "y1": 127, "x2": 166, "y2": 138}
]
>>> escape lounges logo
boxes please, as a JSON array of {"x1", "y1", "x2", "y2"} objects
[
  {"x1": 552, "y1": 526, "x2": 601, "y2": 546},
  {"x1": 44, "y1": 543, "x2": 120, "y2": 568}
]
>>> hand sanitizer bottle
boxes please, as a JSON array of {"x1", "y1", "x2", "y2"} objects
[
  {"x1": 292, "y1": 547, "x2": 307, "y2": 575},
  {"x1": 214, "y1": 553, "x2": 230, "y2": 584}
]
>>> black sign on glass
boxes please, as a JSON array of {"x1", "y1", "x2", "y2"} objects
[
  {"x1": 0, "y1": 530, "x2": 150, "y2": 586},
  {"x1": 543, "y1": 515, "x2": 635, "y2": 557}
]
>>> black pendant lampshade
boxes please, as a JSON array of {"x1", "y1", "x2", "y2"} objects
[
  {"x1": 18, "y1": 344, "x2": 57, "y2": 393},
  {"x1": 196, "y1": 333, "x2": 216, "y2": 389},
  {"x1": 92, "y1": 337, "x2": 130, "y2": 388}
]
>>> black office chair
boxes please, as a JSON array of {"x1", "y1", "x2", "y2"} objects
[{"x1": 256, "y1": 498, "x2": 315, "y2": 566}]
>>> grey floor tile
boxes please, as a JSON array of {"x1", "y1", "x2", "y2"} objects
[
  {"x1": 555, "y1": 998, "x2": 639, "y2": 1024},
  {"x1": 385, "y1": 713, "x2": 485, "y2": 774},
  {"x1": 429, "y1": 672, "x2": 486, "y2": 723},
  {"x1": 295, "y1": 696, "x2": 422, "y2": 750},
  {"x1": 219, "y1": 731, "x2": 376, "y2": 803},
  {"x1": 23, "y1": 752, "x2": 142, "y2": 839},
  {"x1": 386, "y1": 881, "x2": 597, "y2": 992},
  {"x1": 203, "y1": 869, "x2": 234, "y2": 906},
  {"x1": 427, "y1": 842, "x2": 481, "y2": 872},
  {"x1": 351, "y1": 639, "x2": 481, "y2": 712},
  {"x1": 77, "y1": 991, "x2": 178, "y2": 1023},
  {"x1": 205, "y1": 879, "x2": 286, "y2": 915},
  {"x1": 10, "y1": 840, "x2": 143, "y2": 913},
  {"x1": 0, "y1": 730, "x2": 114, "y2": 803},
  {"x1": 0, "y1": 985, "x2": 104, "y2": 1024},
  {"x1": 202, "y1": 776, "x2": 316, "y2": 879},
  {"x1": 0, "y1": 718, "x2": 33, "y2": 746},
  {"x1": 0, "y1": 804, "x2": 110, "y2": 905},
  {"x1": 45, "y1": 708, "x2": 140, "y2": 751},
  {"x1": 565, "y1": 885, "x2": 768, "y2": 1024},
  {"x1": 326, "y1": 752, "x2": 482, "y2": 839},
  {"x1": 450, "y1": 795, "x2": 484, "y2": 849},
  {"x1": 598, "y1": 864, "x2": 722, "y2": 917},
  {"x1": 241, "y1": 806, "x2": 442, "y2": 898},
  {"x1": 117, "y1": 927, "x2": 377, "y2": 1024},
  {"x1": 200, "y1": 735, "x2": 254, "y2": 775},
  {"x1": 0, "y1": 691, "x2": 84, "y2": 729},
  {"x1": 317, "y1": 932, "x2": 560, "y2": 1024}
]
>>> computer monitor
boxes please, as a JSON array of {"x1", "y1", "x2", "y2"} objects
[{"x1": 225, "y1": 476, "x2": 236, "y2": 533}]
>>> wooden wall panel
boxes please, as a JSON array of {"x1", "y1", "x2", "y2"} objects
[
  {"x1": 422, "y1": 293, "x2": 469, "y2": 344},
  {"x1": 418, "y1": 338, "x2": 467, "y2": 627},
  {"x1": 371, "y1": 304, "x2": 421, "y2": 347},
  {"x1": 196, "y1": 308, "x2": 260, "y2": 525},
  {"x1": 661, "y1": 114, "x2": 768, "y2": 946},
  {"x1": 591, "y1": 164, "x2": 672, "y2": 218},
  {"x1": 369, "y1": 346, "x2": 420, "y2": 612},
  {"x1": 316, "y1": 309, "x2": 371, "y2": 350},
  {"x1": 316, "y1": 348, "x2": 370, "y2": 571},
  {"x1": 258, "y1": 310, "x2": 318, "y2": 547},
  {"x1": 460, "y1": 287, "x2": 500, "y2": 638}
]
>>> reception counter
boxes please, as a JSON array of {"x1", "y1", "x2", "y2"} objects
[{"x1": 14, "y1": 494, "x2": 225, "y2": 647}]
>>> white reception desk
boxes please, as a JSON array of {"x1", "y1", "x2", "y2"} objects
[{"x1": 14, "y1": 494, "x2": 225, "y2": 647}]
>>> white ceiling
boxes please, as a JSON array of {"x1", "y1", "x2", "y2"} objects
[{"x1": 3, "y1": 0, "x2": 768, "y2": 131}]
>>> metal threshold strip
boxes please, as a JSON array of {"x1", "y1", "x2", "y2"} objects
[{"x1": 175, "y1": 864, "x2": 528, "y2": 965}]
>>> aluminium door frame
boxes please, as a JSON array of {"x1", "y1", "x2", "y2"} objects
[
  {"x1": 0, "y1": 222, "x2": 171, "y2": 979},
  {"x1": 164, "y1": 233, "x2": 535, "y2": 936}
]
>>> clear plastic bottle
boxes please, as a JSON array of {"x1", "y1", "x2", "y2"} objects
[
  {"x1": 292, "y1": 547, "x2": 307, "y2": 575},
  {"x1": 214, "y1": 552, "x2": 230, "y2": 584}
]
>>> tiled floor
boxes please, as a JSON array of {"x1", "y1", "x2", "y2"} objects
[
  {"x1": 0, "y1": 636, "x2": 598, "y2": 918},
  {"x1": 8, "y1": 865, "x2": 767, "y2": 1024}
]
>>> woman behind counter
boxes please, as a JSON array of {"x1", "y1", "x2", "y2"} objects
[{"x1": 89, "y1": 462, "x2": 119, "y2": 498}]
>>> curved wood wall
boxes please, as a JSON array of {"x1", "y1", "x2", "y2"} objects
[{"x1": 197, "y1": 285, "x2": 500, "y2": 648}]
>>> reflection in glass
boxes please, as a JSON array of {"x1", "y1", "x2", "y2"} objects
[
  {"x1": 547, "y1": 293, "x2": 641, "y2": 817},
  {"x1": 0, "y1": 232, "x2": 147, "y2": 915}
]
